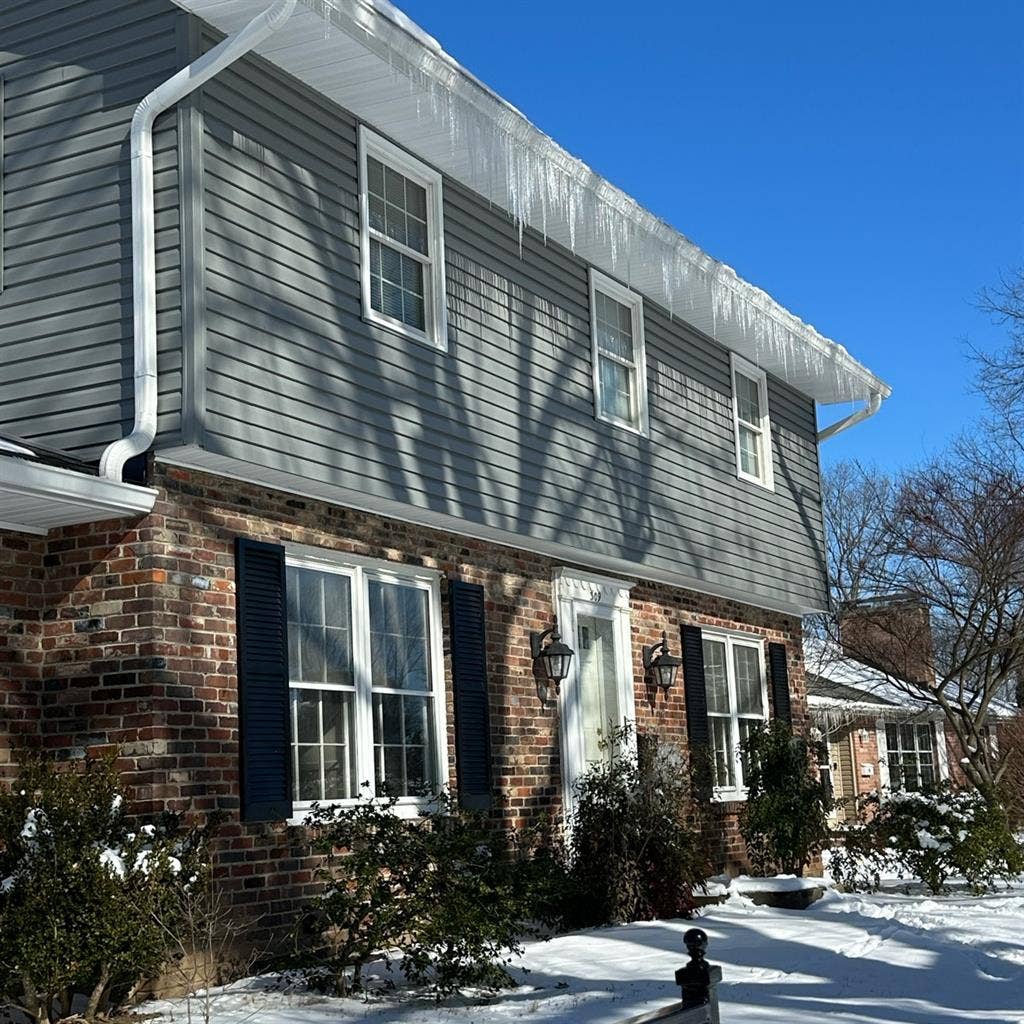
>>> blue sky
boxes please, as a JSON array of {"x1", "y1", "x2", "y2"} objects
[{"x1": 395, "y1": 0, "x2": 1023, "y2": 472}]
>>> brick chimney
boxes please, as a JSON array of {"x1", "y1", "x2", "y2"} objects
[{"x1": 838, "y1": 595, "x2": 934, "y2": 686}]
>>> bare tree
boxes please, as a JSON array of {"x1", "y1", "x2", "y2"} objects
[
  {"x1": 824, "y1": 448, "x2": 1024, "y2": 799},
  {"x1": 821, "y1": 459, "x2": 895, "y2": 604},
  {"x1": 975, "y1": 267, "x2": 1024, "y2": 453}
]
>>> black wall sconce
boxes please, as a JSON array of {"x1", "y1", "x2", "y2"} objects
[
  {"x1": 530, "y1": 623, "x2": 574, "y2": 686},
  {"x1": 643, "y1": 630, "x2": 683, "y2": 690}
]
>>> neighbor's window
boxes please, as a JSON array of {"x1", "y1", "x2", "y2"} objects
[
  {"x1": 885, "y1": 722, "x2": 937, "y2": 792},
  {"x1": 286, "y1": 554, "x2": 445, "y2": 810},
  {"x1": 731, "y1": 356, "x2": 774, "y2": 489},
  {"x1": 358, "y1": 125, "x2": 447, "y2": 349},
  {"x1": 703, "y1": 633, "x2": 767, "y2": 798},
  {"x1": 589, "y1": 269, "x2": 649, "y2": 433}
]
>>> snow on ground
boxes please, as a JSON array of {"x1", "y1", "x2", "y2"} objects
[{"x1": 151, "y1": 888, "x2": 1024, "y2": 1024}]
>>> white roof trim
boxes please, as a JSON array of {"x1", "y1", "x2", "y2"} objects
[
  {"x1": 169, "y1": 0, "x2": 890, "y2": 406},
  {"x1": 0, "y1": 458, "x2": 158, "y2": 534}
]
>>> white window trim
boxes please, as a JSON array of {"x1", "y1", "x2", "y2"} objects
[
  {"x1": 730, "y1": 354, "x2": 775, "y2": 491},
  {"x1": 283, "y1": 544, "x2": 447, "y2": 823},
  {"x1": 358, "y1": 125, "x2": 448, "y2": 351},
  {"x1": 703, "y1": 629, "x2": 770, "y2": 803},
  {"x1": 875, "y1": 716, "x2": 948, "y2": 800},
  {"x1": 553, "y1": 568, "x2": 637, "y2": 819},
  {"x1": 589, "y1": 268, "x2": 650, "y2": 436}
]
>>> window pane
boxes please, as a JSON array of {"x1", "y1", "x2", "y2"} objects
[
  {"x1": 738, "y1": 424, "x2": 762, "y2": 479},
  {"x1": 702, "y1": 639, "x2": 730, "y2": 714},
  {"x1": 368, "y1": 239, "x2": 426, "y2": 331},
  {"x1": 598, "y1": 355, "x2": 635, "y2": 424},
  {"x1": 710, "y1": 716, "x2": 735, "y2": 789},
  {"x1": 733, "y1": 644, "x2": 763, "y2": 715},
  {"x1": 291, "y1": 688, "x2": 357, "y2": 802},
  {"x1": 735, "y1": 372, "x2": 762, "y2": 425},
  {"x1": 287, "y1": 569, "x2": 353, "y2": 685},
  {"x1": 577, "y1": 614, "x2": 622, "y2": 765},
  {"x1": 737, "y1": 718, "x2": 759, "y2": 788},
  {"x1": 373, "y1": 692, "x2": 435, "y2": 796},
  {"x1": 594, "y1": 290, "x2": 634, "y2": 361},
  {"x1": 369, "y1": 580, "x2": 431, "y2": 690}
]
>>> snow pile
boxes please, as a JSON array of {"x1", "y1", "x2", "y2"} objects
[{"x1": 148, "y1": 886, "x2": 1024, "y2": 1024}]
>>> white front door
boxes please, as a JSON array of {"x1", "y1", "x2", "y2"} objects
[{"x1": 554, "y1": 570, "x2": 636, "y2": 819}]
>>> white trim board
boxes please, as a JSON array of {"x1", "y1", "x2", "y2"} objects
[{"x1": 155, "y1": 445, "x2": 824, "y2": 617}]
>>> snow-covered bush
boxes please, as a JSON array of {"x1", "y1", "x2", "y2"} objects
[
  {"x1": 739, "y1": 722, "x2": 834, "y2": 877},
  {"x1": 298, "y1": 790, "x2": 551, "y2": 998},
  {"x1": 561, "y1": 729, "x2": 706, "y2": 927},
  {"x1": 829, "y1": 782, "x2": 1024, "y2": 893},
  {"x1": 0, "y1": 755, "x2": 213, "y2": 1023}
]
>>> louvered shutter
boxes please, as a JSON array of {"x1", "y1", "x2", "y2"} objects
[
  {"x1": 768, "y1": 641, "x2": 792, "y2": 725},
  {"x1": 235, "y1": 538, "x2": 292, "y2": 822},
  {"x1": 681, "y1": 624, "x2": 710, "y2": 748},
  {"x1": 449, "y1": 579, "x2": 492, "y2": 810}
]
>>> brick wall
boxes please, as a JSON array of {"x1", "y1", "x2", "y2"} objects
[{"x1": 1, "y1": 464, "x2": 809, "y2": 928}]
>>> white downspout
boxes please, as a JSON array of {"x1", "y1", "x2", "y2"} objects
[
  {"x1": 100, "y1": 0, "x2": 297, "y2": 482},
  {"x1": 817, "y1": 391, "x2": 883, "y2": 444}
]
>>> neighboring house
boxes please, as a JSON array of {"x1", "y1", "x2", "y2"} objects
[
  {"x1": 0, "y1": 0, "x2": 888, "y2": 924},
  {"x1": 805, "y1": 638, "x2": 1014, "y2": 823}
]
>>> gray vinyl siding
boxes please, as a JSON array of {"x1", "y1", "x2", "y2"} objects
[
  {"x1": 194, "y1": 43, "x2": 828, "y2": 612},
  {"x1": 0, "y1": 0, "x2": 184, "y2": 457}
]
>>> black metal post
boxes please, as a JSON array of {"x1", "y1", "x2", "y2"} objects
[{"x1": 675, "y1": 928, "x2": 711, "y2": 1009}]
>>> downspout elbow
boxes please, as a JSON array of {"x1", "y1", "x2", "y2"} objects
[{"x1": 817, "y1": 390, "x2": 883, "y2": 444}]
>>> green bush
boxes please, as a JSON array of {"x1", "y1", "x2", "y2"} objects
[
  {"x1": 829, "y1": 783, "x2": 1024, "y2": 894},
  {"x1": 297, "y1": 791, "x2": 551, "y2": 999},
  {"x1": 739, "y1": 722, "x2": 834, "y2": 877},
  {"x1": 561, "y1": 729, "x2": 706, "y2": 928},
  {"x1": 0, "y1": 754, "x2": 212, "y2": 1024}
]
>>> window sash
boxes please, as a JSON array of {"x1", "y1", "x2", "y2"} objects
[
  {"x1": 731, "y1": 358, "x2": 773, "y2": 488},
  {"x1": 285, "y1": 555, "x2": 444, "y2": 810},
  {"x1": 589, "y1": 270, "x2": 648, "y2": 433},
  {"x1": 885, "y1": 722, "x2": 937, "y2": 792}
]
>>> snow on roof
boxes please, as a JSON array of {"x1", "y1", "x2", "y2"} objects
[
  {"x1": 170, "y1": 0, "x2": 891, "y2": 407},
  {"x1": 804, "y1": 637, "x2": 1018, "y2": 719}
]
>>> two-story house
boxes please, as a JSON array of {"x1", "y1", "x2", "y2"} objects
[{"x1": 0, "y1": 0, "x2": 889, "y2": 927}]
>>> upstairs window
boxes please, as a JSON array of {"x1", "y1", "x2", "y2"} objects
[
  {"x1": 358, "y1": 126, "x2": 447, "y2": 350},
  {"x1": 589, "y1": 269, "x2": 649, "y2": 434},
  {"x1": 731, "y1": 356, "x2": 774, "y2": 489}
]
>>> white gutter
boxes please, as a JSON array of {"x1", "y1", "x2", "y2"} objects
[
  {"x1": 817, "y1": 390, "x2": 883, "y2": 443},
  {"x1": 100, "y1": 0, "x2": 297, "y2": 482}
]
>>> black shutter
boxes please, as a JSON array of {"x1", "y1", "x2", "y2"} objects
[
  {"x1": 448, "y1": 579, "x2": 492, "y2": 811},
  {"x1": 681, "y1": 624, "x2": 710, "y2": 748},
  {"x1": 768, "y1": 641, "x2": 792, "y2": 725},
  {"x1": 235, "y1": 538, "x2": 292, "y2": 822}
]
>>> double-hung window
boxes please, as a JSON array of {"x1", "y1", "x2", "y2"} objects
[
  {"x1": 731, "y1": 355, "x2": 774, "y2": 489},
  {"x1": 589, "y1": 269, "x2": 649, "y2": 434},
  {"x1": 884, "y1": 722, "x2": 937, "y2": 793},
  {"x1": 286, "y1": 549, "x2": 446, "y2": 815},
  {"x1": 703, "y1": 632, "x2": 768, "y2": 799},
  {"x1": 358, "y1": 126, "x2": 447, "y2": 350}
]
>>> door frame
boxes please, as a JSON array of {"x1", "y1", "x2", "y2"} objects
[{"x1": 553, "y1": 568, "x2": 636, "y2": 820}]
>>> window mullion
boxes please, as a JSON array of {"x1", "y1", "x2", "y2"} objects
[
  {"x1": 726, "y1": 640, "x2": 744, "y2": 789},
  {"x1": 352, "y1": 567, "x2": 376, "y2": 797}
]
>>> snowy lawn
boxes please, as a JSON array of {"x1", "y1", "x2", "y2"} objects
[{"x1": 151, "y1": 887, "x2": 1024, "y2": 1024}]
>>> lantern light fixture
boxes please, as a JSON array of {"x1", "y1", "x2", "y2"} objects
[
  {"x1": 530, "y1": 623, "x2": 574, "y2": 685},
  {"x1": 643, "y1": 630, "x2": 683, "y2": 690}
]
